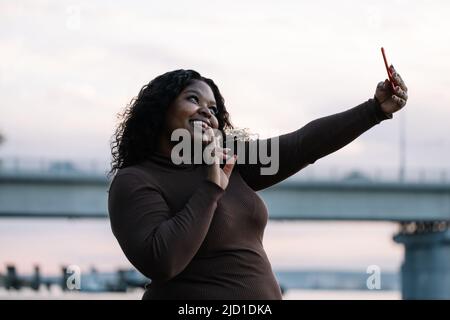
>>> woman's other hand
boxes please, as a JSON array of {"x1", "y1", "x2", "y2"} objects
[{"x1": 206, "y1": 129, "x2": 237, "y2": 190}]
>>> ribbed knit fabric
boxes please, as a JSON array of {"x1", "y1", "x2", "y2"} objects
[{"x1": 107, "y1": 98, "x2": 391, "y2": 300}]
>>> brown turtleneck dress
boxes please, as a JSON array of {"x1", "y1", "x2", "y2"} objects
[{"x1": 107, "y1": 98, "x2": 391, "y2": 299}]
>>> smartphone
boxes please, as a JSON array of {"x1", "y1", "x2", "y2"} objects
[{"x1": 381, "y1": 47, "x2": 396, "y2": 91}]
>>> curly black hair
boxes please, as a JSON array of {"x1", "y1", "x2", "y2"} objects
[{"x1": 109, "y1": 69, "x2": 234, "y2": 178}]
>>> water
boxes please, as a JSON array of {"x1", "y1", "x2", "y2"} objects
[
  {"x1": 0, "y1": 287, "x2": 400, "y2": 300},
  {"x1": 0, "y1": 219, "x2": 403, "y2": 299}
]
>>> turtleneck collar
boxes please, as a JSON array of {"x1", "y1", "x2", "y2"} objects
[{"x1": 145, "y1": 151, "x2": 198, "y2": 170}]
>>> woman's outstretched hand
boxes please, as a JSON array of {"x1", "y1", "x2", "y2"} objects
[
  {"x1": 375, "y1": 65, "x2": 408, "y2": 116},
  {"x1": 206, "y1": 130, "x2": 237, "y2": 190}
]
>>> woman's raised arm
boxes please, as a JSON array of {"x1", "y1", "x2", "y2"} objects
[
  {"x1": 232, "y1": 66, "x2": 408, "y2": 191},
  {"x1": 233, "y1": 98, "x2": 392, "y2": 191}
]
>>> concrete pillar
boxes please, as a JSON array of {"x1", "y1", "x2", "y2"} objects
[{"x1": 394, "y1": 222, "x2": 450, "y2": 299}]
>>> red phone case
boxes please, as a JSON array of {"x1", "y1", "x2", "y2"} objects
[{"x1": 381, "y1": 47, "x2": 396, "y2": 91}]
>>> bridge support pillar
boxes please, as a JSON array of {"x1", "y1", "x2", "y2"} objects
[{"x1": 394, "y1": 222, "x2": 450, "y2": 299}]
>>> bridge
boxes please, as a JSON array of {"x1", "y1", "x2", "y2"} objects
[{"x1": 1, "y1": 159, "x2": 449, "y2": 299}]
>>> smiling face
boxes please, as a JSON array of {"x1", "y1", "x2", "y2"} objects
[{"x1": 158, "y1": 79, "x2": 220, "y2": 155}]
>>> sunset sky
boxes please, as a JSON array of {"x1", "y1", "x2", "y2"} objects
[{"x1": 1, "y1": 0, "x2": 449, "y2": 173}]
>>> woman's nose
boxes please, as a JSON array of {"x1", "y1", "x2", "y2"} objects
[{"x1": 198, "y1": 106, "x2": 212, "y2": 118}]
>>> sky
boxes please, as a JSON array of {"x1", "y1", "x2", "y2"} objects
[
  {"x1": 1, "y1": 0, "x2": 450, "y2": 174},
  {"x1": 0, "y1": 0, "x2": 448, "y2": 279}
]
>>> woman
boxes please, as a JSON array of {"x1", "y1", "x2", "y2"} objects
[{"x1": 108, "y1": 68, "x2": 408, "y2": 299}]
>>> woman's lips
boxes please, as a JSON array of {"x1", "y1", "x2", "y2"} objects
[
  {"x1": 190, "y1": 120, "x2": 211, "y2": 131},
  {"x1": 190, "y1": 120, "x2": 214, "y2": 142}
]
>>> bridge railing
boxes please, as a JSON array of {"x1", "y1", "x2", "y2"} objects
[
  {"x1": 0, "y1": 157, "x2": 110, "y2": 176},
  {"x1": 1, "y1": 156, "x2": 449, "y2": 184},
  {"x1": 294, "y1": 165, "x2": 450, "y2": 184}
]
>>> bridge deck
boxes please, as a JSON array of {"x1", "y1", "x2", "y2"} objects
[{"x1": 1, "y1": 171, "x2": 449, "y2": 221}]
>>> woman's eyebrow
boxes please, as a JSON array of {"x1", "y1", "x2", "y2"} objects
[{"x1": 184, "y1": 89, "x2": 216, "y2": 105}]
